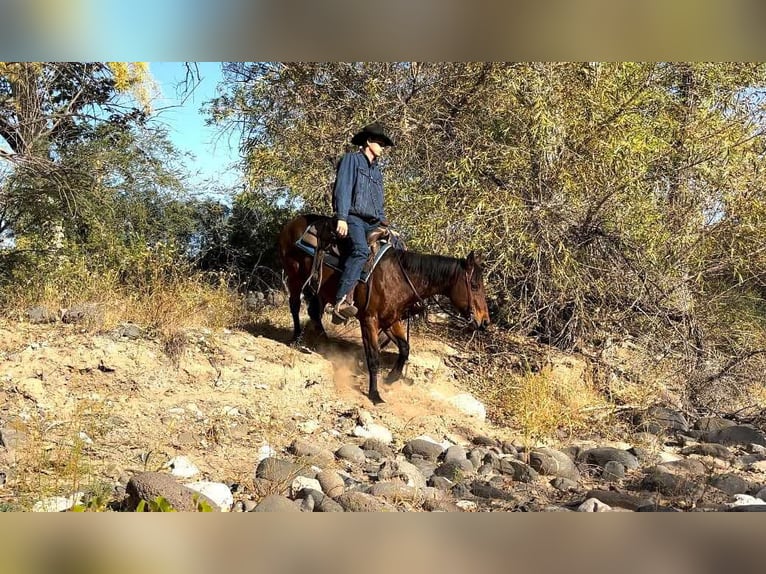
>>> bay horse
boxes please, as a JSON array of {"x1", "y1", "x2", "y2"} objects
[{"x1": 278, "y1": 214, "x2": 490, "y2": 404}]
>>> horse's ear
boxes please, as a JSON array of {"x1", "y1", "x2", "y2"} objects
[{"x1": 466, "y1": 251, "x2": 482, "y2": 268}]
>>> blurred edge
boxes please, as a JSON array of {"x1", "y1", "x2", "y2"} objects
[
  {"x1": 0, "y1": 514, "x2": 764, "y2": 574},
  {"x1": 0, "y1": 0, "x2": 765, "y2": 60}
]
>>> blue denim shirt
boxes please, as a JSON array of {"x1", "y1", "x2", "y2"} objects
[{"x1": 332, "y1": 151, "x2": 385, "y2": 222}]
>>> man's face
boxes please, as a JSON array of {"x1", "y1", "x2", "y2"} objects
[{"x1": 367, "y1": 139, "x2": 385, "y2": 158}]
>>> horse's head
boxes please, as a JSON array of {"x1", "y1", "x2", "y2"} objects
[{"x1": 451, "y1": 251, "x2": 490, "y2": 330}]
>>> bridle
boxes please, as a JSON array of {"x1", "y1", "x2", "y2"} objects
[
  {"x1": 463, "y1": 264, "x2": 477, "y2": 326},
  {"x1": 398, "y1": 257, "x2": 478, "y2": 327}
]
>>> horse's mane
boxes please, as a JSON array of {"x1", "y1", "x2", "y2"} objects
[{"x1": 393, "y1": 250, "x2": 462, "y2": 287}]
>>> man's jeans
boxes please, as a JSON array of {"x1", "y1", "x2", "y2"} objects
[{"x1": 336, "y1": 214, "x2": 379, "y2": 303}]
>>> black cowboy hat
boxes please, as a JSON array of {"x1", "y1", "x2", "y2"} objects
[{"x1": 351, "y1": 122, "x2": 394, "y2": 147}]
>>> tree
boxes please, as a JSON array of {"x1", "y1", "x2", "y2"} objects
[
  {"x1": 0, "y1": 62, "x2": 154, "y2": 242},
  {"x1": 211, "y1": 62, "x2": 766, "y2": 335}
]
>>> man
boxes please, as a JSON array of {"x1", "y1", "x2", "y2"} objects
[{"x1": 332, "y1": 122, "x2": 394, "y2": 323}]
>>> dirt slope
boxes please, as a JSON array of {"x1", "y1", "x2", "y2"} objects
[{"x1": 0, "y1": 316, "x2": 501, "y2": 508}]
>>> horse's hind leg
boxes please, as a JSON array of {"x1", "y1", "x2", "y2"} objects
[
  {"x1": 286, "y1": 276, "x2": 303, "y2": 343},
  {"x1": 306, "y1": 293, "x2": 327, "y2": 338},
  {"x1": 384, "y1": 320, "x2": 410, "y2": 384}
]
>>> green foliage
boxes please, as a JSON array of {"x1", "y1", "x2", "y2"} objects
[
  {"x1": 135, "y1": 494, "x2": 214, "y2": 512},
  {"x1": 135, "y1": 496, "x2": 177, "y2": 512}
]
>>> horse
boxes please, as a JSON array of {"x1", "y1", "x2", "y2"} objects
[{"x1": 278, "y1": 213, "x2": 490, "y2": 404}]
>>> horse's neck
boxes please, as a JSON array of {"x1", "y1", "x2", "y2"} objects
[
  {"x1": 408, "y1": 276, "x2": 451, "y2": 299},
  {"x1": 403, "y1": 259, "x2": 458, "y2": 301}
]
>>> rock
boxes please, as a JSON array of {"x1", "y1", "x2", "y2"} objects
[
  {"x1": 184, "y1": 481, "x2": 233, "y2": 511},
  {"x1": 657, "y1": 458, "x2": 707, "y2": 476},
  {"x1": 369, "y1": 482, "x2": 426, "y2": 504},
  {"x1": 32, "y1": 493, "x2": 84, "y2": 512},
  {"x1": 706, "y1": 425, "x2": 766, "y2": 447},
  {"x1": 407, "y1": 458, "x2": 438, "y2": 481},
  {"x1": 257, "y1": 445, "x2": 277, "y2": 462},
  {"x1": 579, "y1": 447, "x2": 639, "y2": 470},
  {"x1": 296, "y1": 420, "x2": 320, "y2": 434},
  {"x1": 27, "y1": 307, "x2": 57, "y2": 324},
  {"x1": 316, "y1": 470, "x2": 345, "y2": 498},
  {"x1": 584, "y1": 490, "x2": 651, "y2": 511},
  {"x1": 433, "y1": 460, "x2": 471, "y2": 482},
  {"x1": 498, "y1": 459, "x2": 539, "y2": 483},
  {"x1": 164, "y1": 456, "x2": 200, "y2": 479},
  {"x1": 728, "y1": 505, "x2": 766, "y2": 512},
  {"x1": 116, "y1": 323, "x2": 142, "y2": 339},
  {"x1": 695, "y1": 417, "x2": 737, "y2": 432},
  {"x1": 727, "y1": 494, "x2": 766, "y2": 508},
  {"x1": 641, "y1": 466, "x2": 704, "y2": 497},
  {"x1": 253, "y1": 494, "x2": 301, "y2": 512},
  {"x1": 636, "y1": 504, "x2": 682, "y2": 512},
  {"x1": 429, "y1": 476, "x2": 454, "y2": 490},
  {"x1": 469, "y1": 480, "x2": 515, "y2": 501},
  {"x1": 455, "y1": 500, "x2": 478, "y2": 512},
  {"x1": 551, "y1": 477, "x2": 579, "y2": 492},
  {"x1": 361, "y1": 439, "x2": 394, "y2": 458},
  {"x1": 468, "y1": 448, "x2": 487, "y2": 470},
  {"x1": 501, "y1": 441, "x2": 519, "y2": 456},
  {"x1": 337, "y1": 491, "x2": 394, "y2": 512},
  {"x1": 335, "y1": 444, "x2": 366, "y2": 464},
  {"x1": 709, "y1": 474, "x2": 749, "y2": 496},
  {"x1": 578, "y1": 498, "x2": 612, "y2": 512},
  {"x1": 446, "y1": 393, "x2": 486, "y2": 420},
  {"x1": 529, "y1": 448, "x2": 580, "y2": 481},
  {"x1": 378, "y1": 459, "x2": 427, "y2": 490},
  {"x1": 635, "y1": 406, "x2": 689, "y2": 434},
  {"x1": 255, "y1": 457, "x2": 313, "y2": 483},
  {"x1": 290, "y1": 476, "x2": 322, "y2": 498},
  {"x1": 126, "y1": 472, "x2": 219, "y2": 512},
  {"x1": 471, "y1": 435, "x2": 498, "y2": 447},
  {"x1": 61, "y1": 303, "x2": 101, "y2": 325},
  {"x1": 680, "y1": 443, "x2": 733, "y2": 461},
  {"x1": 733, "y1": 454, "x2": 766, "y2": 471},
  {"x1": 402, "y1": 439, "x2": 444, "y2": 461},
  {"x1": 423, "y1": 498, "x2": 462, "y2": 512},
  {"x1": 602, "y1": 461, "x2": 625, "y2": 482},
  {"x1": 443, "y1": 445, "x2": 468, "y2": 465},
  {"x1": 0, "y1": 427, "x2": 28, "y2": 451},
  {"x1": 289, "y1": 439, "x2": 335, "y2": 467},
  {"x1": 316, "y1": 497, "x2": 345, "y2": 512},
  {"x1": 353, "y1": 423, "x2": 393, "y2": 444}
]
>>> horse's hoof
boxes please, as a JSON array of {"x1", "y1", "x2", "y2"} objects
[{"x1": 369, "y1": 392, "x2": 385, "y2": 405}]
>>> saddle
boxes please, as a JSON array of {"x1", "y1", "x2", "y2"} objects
[{"x1": 295, "y1": 217, "x2": 401, "y2": 294}]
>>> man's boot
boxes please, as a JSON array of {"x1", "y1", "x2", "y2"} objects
[{"x1": 332, "y1": 294, "x2": 358, "y2": 324}]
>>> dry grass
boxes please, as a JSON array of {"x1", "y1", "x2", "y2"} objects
[
  {"x1": 1, "y1": 249, "x2": 252, "y2": 358},
  {"x1": 5, "y1": 398, "x2": 116, "y2": 511}
]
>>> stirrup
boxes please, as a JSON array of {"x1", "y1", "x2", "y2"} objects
[{"x1": 332, "y1": 299, "x2": 358, "y2": 324}]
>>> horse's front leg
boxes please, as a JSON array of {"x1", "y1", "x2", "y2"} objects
[
  {"x1": 360, "y1": 316, "x2": 384, "y2": 405},
  {"x1": 384, "y1": 320, "x2": 410, "y2": 384}
]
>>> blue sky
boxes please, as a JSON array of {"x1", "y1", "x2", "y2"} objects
[{"x1": 149, "y1": 62, "x2": 241, "y2": 194}]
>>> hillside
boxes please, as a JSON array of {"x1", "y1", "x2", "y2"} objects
[{"x1": 1, "y1": 311, "x2": 765, "y2": 512}]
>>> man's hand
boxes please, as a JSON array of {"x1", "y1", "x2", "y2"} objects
[{"x1": 336, "y1": 219, "x2": 348, "y2": 237}]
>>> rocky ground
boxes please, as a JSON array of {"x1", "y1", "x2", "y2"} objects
[{"x1": 1, "y1": 309, "x2": 766, "y2": 512}]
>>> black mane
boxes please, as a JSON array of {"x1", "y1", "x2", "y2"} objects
[{"x1": 393, "y1": 250, "x2": 462, "y2": 287}]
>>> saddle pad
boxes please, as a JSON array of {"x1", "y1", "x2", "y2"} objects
[{"x1": 295, "y1": 239, "x2": 392, "y2": 283}]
